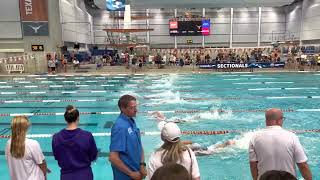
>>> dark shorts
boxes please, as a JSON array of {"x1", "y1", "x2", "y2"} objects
[{"x1": 51, "y1": 67, "x2": 56, "y2": 71}]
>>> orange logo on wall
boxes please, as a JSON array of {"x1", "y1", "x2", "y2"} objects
[{"x1": 19, "y1": 0, "x2": 48, "y2": 21}]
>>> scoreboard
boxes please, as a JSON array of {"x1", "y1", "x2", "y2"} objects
[{"x1": 169, "y1": 18, "x2": 210, "y2": 36}]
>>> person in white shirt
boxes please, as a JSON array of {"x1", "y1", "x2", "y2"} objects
[
  {"x1": 73, "y1": 58, "x2": 80, "y2": 69},
  {"x1": 147, "y1": 122, "x2": 200, "y2": 180},
  {"x1": 249, "y1": 108, "x2": 312, "y2": 180},
  {"x1": 5, "y1": 116, "x2": 49, "y2": 180}
]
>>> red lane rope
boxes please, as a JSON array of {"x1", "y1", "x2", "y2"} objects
[
  {"x1": 174, "y1": 109, "x2": 295, "y2": 113},
  {"x1": 0, "y1": 109, "x2": 297, "y2": 117},
  {"x1": 1, "y1": 129, "x2": 320, "y2": 139},
  {"x1": 0, "y1": 99, "x2": 112, "y2": 104},
  {"x1": 0, "y1": 135, "x2": 11, "y2": 138}
]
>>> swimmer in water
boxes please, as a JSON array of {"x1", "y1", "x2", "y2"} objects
[
  {"x1": 151, "y1": 111, "x2": 198, "y2": 123},
  {"x1": 183, "y1": 140, "x2": 236, "y2": 156},
  {"x1": 152, "y1": 112, "x2": 236, "y2": 156}
]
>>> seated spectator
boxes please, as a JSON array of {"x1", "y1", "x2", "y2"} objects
[
  {"x1": 52, "y1": 105, "x2": 98, "y2": 180},
  {"x1": 96, "y1": 57, "x2": 103, "y2": 70},
  {"x1": 138, "y1": 58, "x2": 143, "y2": 68},
  {"x1": 147, "y1": 122, "x2": 200, "y2": 180},
  {"x1": 179, "y1": 58, "x2": 185, "y2": 67},
  {"x1": 151, "y1": 163, "x2": 191, "y2": 180},
  {"x1": 5, "y1": 116, "x2": 49, "y2": 180},
  {"x1": 260, "y1": 170, "x2": 297, "y2": 180}
]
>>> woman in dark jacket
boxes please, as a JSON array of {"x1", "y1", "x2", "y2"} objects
[{"x1": 52, "y1": 105, "x2": 98, "y2": 180}]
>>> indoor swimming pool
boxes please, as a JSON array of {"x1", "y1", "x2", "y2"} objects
[{"x1": 0, "y1": 72, "x2": 319, "y2": 179}]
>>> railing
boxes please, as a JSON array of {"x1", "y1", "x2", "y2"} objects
[{"x1": 0, "y1": 54, "x2": 47, "y2": 74}]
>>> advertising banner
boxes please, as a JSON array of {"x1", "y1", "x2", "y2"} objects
[
  {"x1": 199, "y1": 62, "x2": 285, "y2": 69},
  {"x1": 20, "y1": 0, "x2": 49, "y2": 36}
]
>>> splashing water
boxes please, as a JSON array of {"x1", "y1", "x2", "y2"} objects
[
  {"x1": 147, "y1": 74, "x2": 178, "y2": 89},
  {"x1": 232, "y1": 131, "x2": 256, "y2": 150},
  {"x1": 197, "y1": 110, "x2": 233, "y2": 121}
]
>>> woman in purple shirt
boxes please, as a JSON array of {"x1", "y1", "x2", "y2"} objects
[{"x1": 52, "y1": 106, "x2": 98, "y2": 180}]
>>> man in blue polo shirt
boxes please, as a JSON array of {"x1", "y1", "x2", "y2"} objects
[{"x1": 109, "y1": 95, "x2": 146, "y2": 180}]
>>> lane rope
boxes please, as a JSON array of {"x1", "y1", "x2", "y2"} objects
[
  {"x1": 1, "y1": 86, "x2": 320, "y2": 95},
  {"x1": 0, "y1": 98, "x2": 113, "y2": 104},
  {"x1": 0, "y1": 109, "x2": 313, "y2": 117},
  {"x1": 1, "y1": 96, "x2": 319, "y2": 104},
  {"x1": 0, "y1": 80, "x2": 129, "y2": 85},
  {"x1": 1, "y1": 129, "x2": 320, "y2": 139}
]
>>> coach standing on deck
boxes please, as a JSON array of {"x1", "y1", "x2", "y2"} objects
[
  {"x1": 109, "y1": 95, "x2": 146, "y2": 180},
  {"x1": 249, "y1": 108, "x2": 312, "y2": 180}
]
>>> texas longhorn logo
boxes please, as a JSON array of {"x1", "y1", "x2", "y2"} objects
[{"x1": 28, "y1": 24, "x2": 44, "y2": 34}]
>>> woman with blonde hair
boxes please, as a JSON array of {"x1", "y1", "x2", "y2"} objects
[
  {"x1": 147, "y1": 122, "x2": 200, "y2": 180},
  {"x1": 5, "y1": 116, "x2": 48, "y2": 180}
]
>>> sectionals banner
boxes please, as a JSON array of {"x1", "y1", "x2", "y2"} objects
[
  {"x1": 198, "y1": 64, "x2": 248, "y2": 69},
  {"x1": 19, "y1": 0, "x2": 48, "y2": 21},
  {"x1": 217, "y1": 64, "x2": 248, "y2": 69},
  {"x1": 199, "y1": 62, "x2": 285, "y2": 69}
]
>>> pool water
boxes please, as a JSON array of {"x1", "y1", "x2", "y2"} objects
[{"x1": 0, "y1": 72, "x2": 319, "y2": 180}]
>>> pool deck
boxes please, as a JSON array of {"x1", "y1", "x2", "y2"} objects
[{"x1": 0, "y1": 64, "x2": 319, "y2": 76}]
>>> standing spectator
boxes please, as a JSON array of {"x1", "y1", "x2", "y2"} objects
[
  {"x1": 62, "y1": 55, "x2": 67, "y2": 73},
  {"x1": 147, "y1": 122, "x2": 200, "y2": 180},
  {"x1": 249, "y1": 108, "x2": 312, "y2": 180},
  {"x1": 48, "y1": 58, "x2": 56, "y2": 74},
  {"x1": 73, "y1": 58, "x2": 80, "y2": 69},
  {"x1": 5, "y1": 116, "x2": 49, "y2": 180},
  {"x1": 109, "y1": 95, "x2": 146, "y2": 180},
  {"x1": 52, "y1": 106, "x2": 98, "y2": 180}
]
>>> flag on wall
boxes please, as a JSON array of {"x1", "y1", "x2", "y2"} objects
[
  {"x1": 22, "y1": 22, "x2": 49, "y2": 36},
  {"x1": 19, "y1": 0, "x2": 49, "y2": 36},
  {"x1": 19, "y1": 0, "x2": 48, "y2": 21}
]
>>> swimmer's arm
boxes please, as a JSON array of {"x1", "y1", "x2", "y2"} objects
[
  {"x1": 249, "y1": 161, "x2": 258, "y2": 180},
  {"x1": 214, "y1": 140, "x2": 235, "y2": 149},
  {"x1": 151, "y1": 111, "x2": 166, "y2": 121},
  {"x1": 156, "y1": 117, "x2": 166, "y2": 122}
]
